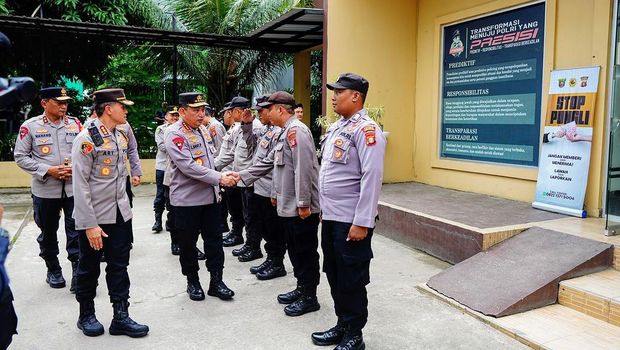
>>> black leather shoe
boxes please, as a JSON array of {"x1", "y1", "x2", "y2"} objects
[
  {"x1": 196, "y1": 247, "x2": 206, "y2": 260},
  {"x1": 232, "y1": 244, "x2": 250, "y2": 257},
  {"x1": 46, "y1": 270, "x2": 66, "y2": 288},
  {"x1": 284, "y1": 295, "x2": 320, "y2": 316},
  {"x1": 207, "y1": 272, "x2": 234, "y2": 300},
  {"x1": 256, "y1": 264, "x2": 286, "y2": 280},
  {"x1": 171, "y1": 243, "x2": 180, "y2": 256},
  {"x1": 109, "y1": 301, "x2": 149, "y2": 338},
  {"x1": 77, "y1": 301, "x2": 104, "y2": 337},
  {"x1": 186, "y1": 280, "x2": 205, "y2": 301},
  {"x1": 250, "y1": 258, "x2": 272, "y2": 274},
  {"x1": 311, "y1": 325, "x2": 345, "y2": 346},
  {"x1": 223, "y1": 235, "x2": 244, "y2": 247},
  {"x1": 277, "y1": 285, "x2": 303, "y2": 304},
  {"x1": 238, "y1": 248, "x2": 263, "y2": 262},
  {"x1": 334, "y1": 334, "x2": 365, "y2": 350}
]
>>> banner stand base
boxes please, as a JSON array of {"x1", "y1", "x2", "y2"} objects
[{"x1": 532, "y1": 201, "x2": 586, "y2": 218}]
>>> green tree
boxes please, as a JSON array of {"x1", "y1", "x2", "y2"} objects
[
  {"x1": 161, "y1": 0, "x2": 314, "y2": 109},
  {"x1": 99, "y1": 47, "x2": 168, "y2": 158}
]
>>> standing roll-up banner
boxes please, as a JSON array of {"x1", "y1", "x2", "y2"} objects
[{"x1": 532, "y1": 66, "x2": 600, "y2": 217}]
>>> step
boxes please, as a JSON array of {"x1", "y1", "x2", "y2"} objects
[
  {"x1": 418, "y1": 283, "x2": 620, "y2": 350},
  {"x1": 559, "y1": 269, "x2": 620, "y2": 326},
  {"x1": 377, "y1": 182, "x2": 566, "y2": 264},
  {"x1": 427, "y1": 227, "x2": 613, "y2": 317}
]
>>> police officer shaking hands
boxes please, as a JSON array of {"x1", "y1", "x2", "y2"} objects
[{"x1": 164, "y1": 92, "x2": 236, "y2": 302}]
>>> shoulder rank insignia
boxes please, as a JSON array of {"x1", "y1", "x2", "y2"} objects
[
  {"x1": 80, "y1": 141, "x2": 94, "y2": 155},
  {"x1": 209, "y1": 126, "x2": 217, "y2": 137},
  {"x1": 363, "y1": 125, "x2": 376, "y2": 146},
  {"x1": 172, "y1": 136, "x2": 185, "y2": 151},
  {"x1": 287, "y1": 128, "x2": 297, "y2": 148},
  {"x1": 19, "y1": 126, "x2": 29, "y2": 140},
  {"x1": 99, "y1": 125, "x2": 109, "y2": 136}
]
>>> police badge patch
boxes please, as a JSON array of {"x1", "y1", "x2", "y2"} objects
[
  {"x1": 173, "y1": 136, "x2": 185, "y2": 151},
  {"x1": 363, "y1": 126, "x2": 376, "y2": 146},
  {"x1": 287, "y1": 128, "x2": 297, "y2": 148},
  {"x1": 19, "y1": 126, "x2": 29, "y2": 140},
  {"x1": 80, "y1": 141, "x2": 94, "y2": 155}
]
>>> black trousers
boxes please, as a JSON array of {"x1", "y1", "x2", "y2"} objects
[
  {"x1": 321, "y1": 220, "x2": 374, "y2": 335},
  {"x1": 163, "y1": 185, "x2": 179, "y2": 245},
  {"x1": 219, "y1": 190, "x2": 230, "y2": 233},
  {"x1": 281, "y1": 214, "x2": 320, "y2": 296},
  {"x1": 254, "y1": 194, "x2": 285, "y2": 259},
  {"x1": 75, "y1": 210, "x2": 133, "y2": 303},
  {"x1": 241, "y1": 187, "x2": 261, "y2": 248},
  {"x1": 32, "y1": 195, "x2": 79, "y2": 263},
  {"x1": 175, "y1": 204, "x2": 224, "y2": 278},
  {"x1": 0, "y1": 287, "x2": 17, "y2": 350},
  {"x1": 223, "y1": 187, "x2": 244, "y2": 237},
  {"x1": 153, "y1": 170, "x2": 166, "y2": 213}
]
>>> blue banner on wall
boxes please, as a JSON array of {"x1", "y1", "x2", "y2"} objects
[{"x1": 441, "y1": 2, "x2": 545, "y2": 166}]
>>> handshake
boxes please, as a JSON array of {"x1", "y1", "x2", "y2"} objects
[{"x1": 219, "y1": 171, "x2": 241, "y2": 187}]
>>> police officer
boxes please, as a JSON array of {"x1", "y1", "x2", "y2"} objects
[
  {"x1": 311, "y1": 74, "x2": 386, "y2": 350},
  {"x1": 160, "y1": 106, "x2": 182, "y2": 254},
  {"x1": 72, "y1": 88, "x2": 149, "y2": 338},
  {"x1": 216, "y1": 96, "x2": 264, "y2": 262},
  {"x1": 241, "y1": 95, "x2": 287, "y2": 280},
  {"x1": 14, "y1": 86, "x2": 81, "y2": 291},
  {"x1": 164, "y1": 92, "x2": 236, "y2": 302},
  {"x1": 152, "y1": 107, "x2": 170, "y2": 232},
  {"x1": 235, "y1": 91, "x2": 321, "y2": 317},
  {"x1": 217, "y1": 102, "x2": 246, "y2": 247}
]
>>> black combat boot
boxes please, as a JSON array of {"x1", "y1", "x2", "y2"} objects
[
  {"x1": 223, "y1": 234, "x2": 243, "y2": 247},
  {"x1": 186, "y1": 276, "x2": 205, "y2": 301},
  {"x1": 109, "y1": 300, "x2": 149, "y2": 338},
  {"x1": 70, "y1": 260, "x2": 79, "y2": 293},
  {"x1": 196, "y1": 247, "x2": 206, "y2": 260},
  {"x1": 284, "y1": 294, "x2": 320, "y2": 317},
  {"x1": 311, "y1": 324, "x2": 346, "y2": 346},
  {"x1": 207, "y1": 271, "x2": 234, "y2": 300},
  {"x1": 151, "y1": 211, "x2": 163, "y2": 233},
  {"x1": 250, "y1": 257, "x2": 273, "y2": 274},
  {"x1": 77, "y1": 300, "x2": 104, "y2": 336},
  {"x1": 232, "y1": 244, "x2": 250, "y2": 257},
  {"x1": 334, "y1": 332, "x2": 365, "y2": 350},
  {"x1": 256, "y1": 258, "x2": 286, "y2": 280},
  {"x1": 45, "y1": 258, "x2": 66, "y2": 288},
  {"x1": 238, "y1": 247, "x2": 263, "y2": 262},
  {"x1": 277, "y1": 283, "x2": 303, "y2": 304}
]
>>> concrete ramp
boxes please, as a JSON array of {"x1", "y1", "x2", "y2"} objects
[{"x1": 426, "y1": 227, "x2": 613, "y2": 317}]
